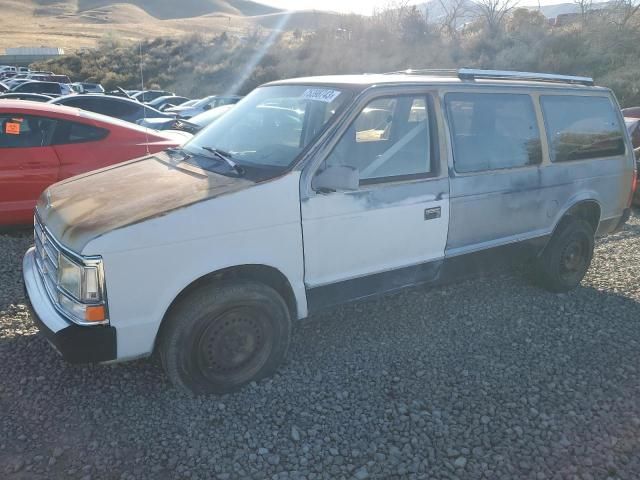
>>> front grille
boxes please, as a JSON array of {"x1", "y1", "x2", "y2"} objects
[{"x1": 34, "y1": 215, "x2": 61, "y2": 304}]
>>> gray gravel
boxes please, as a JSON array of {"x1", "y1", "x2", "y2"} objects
[{"x1": 2, "y1": 216, "x2": 640, "y2": 479}]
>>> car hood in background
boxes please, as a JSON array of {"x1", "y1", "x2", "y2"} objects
[
  {"x1": 37, "y1": 152, "x2": 253, "y2": 253},
  {"x1": 157, "y1": 129, "x2": 192, "y2": 143},
  {"x1": 137, "y1": 117, "x2": 176, "y2": 129},
  {"x1": 165, "y1": 106, "x2": 199, "y2": 117}
]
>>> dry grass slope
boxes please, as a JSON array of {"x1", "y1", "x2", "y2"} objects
[
  {"x1": 0, "y1": 0, "x2": 270, "y2": 51},
  {"x1": 76, "y1": 0, "x2": 280, "y2": 19},
  {"x1": 0, "y1": 0, "x2": 333, "y2": 52}
]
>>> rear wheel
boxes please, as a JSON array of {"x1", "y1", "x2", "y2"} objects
[
  {"x1": 532, "y1": 217, "x2": 595, "y2": 293},
  {"x1": 159, "y1": 280, "x2": 291, "y2": 395}
]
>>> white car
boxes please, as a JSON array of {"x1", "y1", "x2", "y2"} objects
[
  {"x1": 165, "y1": 95, "x2": 241, "y2": 119},
  {"x1": 24, "y1": 69, "x2": 635, "y2": 394}
]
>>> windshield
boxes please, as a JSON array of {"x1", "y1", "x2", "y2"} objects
[{"x1": 183, "y1": 85, "x2": 350, "y2": 171}]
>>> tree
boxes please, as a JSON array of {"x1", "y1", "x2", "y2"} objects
[
  {"x1": 612, "y1": 0, "x2": 640, "y2": 28},
  {"x1": 438, "y1": 0, "x2": 470, "y2": 38},
  {"x1": 507, "y1": 8, "x2": 547, "y2": 32},
  {"x1": 574, "y1": 0, "x2": 593, "y2": 25},
  {"x1": 474, "y1": 0, "x2": 520, "y2": 34}
]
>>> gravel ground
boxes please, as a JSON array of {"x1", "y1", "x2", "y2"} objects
[{"x1": 2, "y1": 216, "x2": 640, "y2": 480}]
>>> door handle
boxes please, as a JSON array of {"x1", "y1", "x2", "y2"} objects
[{"x1": 424, "y1": 207, "x2": 441, "y2": 220}]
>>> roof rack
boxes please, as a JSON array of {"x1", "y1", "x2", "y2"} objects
[
  {"x1": 382, "y1": 68, "x2": 594, "y2": 86},
  {"x1": 383, "y1": 68, "x2": 458, "y2": 76},
  {"x1": 458, "y1": 68, "x2": 594, "y2": 86}
]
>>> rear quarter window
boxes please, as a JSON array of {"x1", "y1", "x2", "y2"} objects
[
  {"x1": 541, "y1": 95, "x2": 625, "y2": 162},
  {"x1": 52, "y1": 120, "x2": 108, "y2": 145}
]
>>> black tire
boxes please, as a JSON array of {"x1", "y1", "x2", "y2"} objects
[
  {"x1": 159, "y1": 280, "x2": 291, "y2": 395},
  {"x1": 532, "y1": 217, "x2": 595, "y2": 293}
]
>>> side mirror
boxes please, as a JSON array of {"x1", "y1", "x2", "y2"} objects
[
  {"x1": 203, "y1": 104, "x2": 212, "y2": 111},
  {"x1": 312, "y1": 165, "x2": 359, "y2": 193}
]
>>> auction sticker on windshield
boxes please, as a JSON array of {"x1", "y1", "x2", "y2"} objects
[{"x1": 302, "y1": 88, "x2": 341, "y2": 103}]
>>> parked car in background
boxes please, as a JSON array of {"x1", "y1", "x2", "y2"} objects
[
  {"x1": 625, "y1": 117, "x2": 640, "y2": 204},
  {"x1": 178, "y1": 99, "x2": 199, "y2": 107},
  {"x1": 71, "y1": 82, "x2": 105, "y2": 94},
  {"x1": 625, "y1": 117, "x2": 640, "y2": 148},
  {"x1": 165, "y1": 95, "x2": 242, "y2": 118},
  {"x1": 138, "y1": 104, "x2": 235, "y2": 133},
  {"x1": 132, "y1": 90, "x2": 174, "y2": 103},
  {"x1": 49, "y1": 94, "x2": 174, "y2": 124},
  {"x1": 147, "y1": 95, "x2": 190, "y2": 111},
  {"x1": 12, "y1": 81, "x2": 73, "y2": 97},
  {"x1": 0, "y1": 81, "x2": 8, "y2": 92},
  {"x1": 6, "y1": 78, "x2": 31, "y2": 89},
  {"x1": 22, "y1": 69, "x2": 635, "y2": 394},
  {"x1": 0, "y1": 100, "x2": 190, "y2": 225},
  {"x1": 0, "y1": 93, "x2": 53, "y2": 102},
  {"x1": 179, "y1": 104, "x2": 235, "y2": 132},
  {"x1": 623, "y1": 107, "x2": 640, "y2": 119}
]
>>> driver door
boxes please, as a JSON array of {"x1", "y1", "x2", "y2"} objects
[{"x1": 301, "y1": 92, "x2": 450, "y2": 311}]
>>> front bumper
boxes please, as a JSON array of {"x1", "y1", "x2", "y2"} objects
[{"x1": 23, "y1": 247, "x2": 117, "y2": 364}]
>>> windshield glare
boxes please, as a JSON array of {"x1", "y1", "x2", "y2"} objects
[{"x1": 184, "y1": 85, "x2": 349, "y2": 170}]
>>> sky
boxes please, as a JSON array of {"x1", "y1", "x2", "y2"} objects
[{"x1": 258, "y1": 0, "x2": 567, "y2": 15}]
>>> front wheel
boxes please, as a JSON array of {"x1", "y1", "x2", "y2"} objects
[
  {"x1": 532, "y1": 217, "x2": 595, "y2": 293},
  {"x1": 159, "y1": 280, "x2": 292, "y2": 395}
]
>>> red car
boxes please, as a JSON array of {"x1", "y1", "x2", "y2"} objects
[{"x1": 0, "y1": 101, "x2": 190, "y2": 226}]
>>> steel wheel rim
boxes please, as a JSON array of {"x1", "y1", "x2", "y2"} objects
[
  {"x1": 196, "y1": 307, "x2": 273, "y2": 382},
  {"x1": 559, "y1": 237, "x2": 587, "y2": 279}
]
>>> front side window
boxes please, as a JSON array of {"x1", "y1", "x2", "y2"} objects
[
  {"x1": 541, "y1": 95, "x2": 625, "y2": 162},
  {"x1": 446, "y1": 92, "x2": 542, "y2": 173},
  {"x1": 184, "y1": 85, "x2": 351, "y2": 173},
  {"x1": 322, "y1": 95, "x2": 433, "y2": 184},
  {"x1": 0, "y1": 114, "x2": 56, "y2": 148}
]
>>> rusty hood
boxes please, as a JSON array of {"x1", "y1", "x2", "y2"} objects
[{"x1": 36, "y1": 152, "x2": 254, "y2": 253}]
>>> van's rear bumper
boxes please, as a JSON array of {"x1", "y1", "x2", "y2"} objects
[
  {"x1": 23, "y1": 247, "x2": 117, "y2": 364},
  {"x1": 614, "y1": 208, "x2": 632, "y2": 232}
]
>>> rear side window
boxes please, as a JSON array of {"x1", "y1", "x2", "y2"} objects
[
  {"x1": 104, "y1": 101, "x2": 140, "y2": 118},
  {"x1": 53, "y1": 120, "x2": 108, "y2": 145},
  {"x1": 446, "y1": 92, "x2": 542, "y2": 173},
  {"x1": 541, "y1": 95, "x2": 625, "y2": 162},
  {"x1": 0, "y1": 114, "x2": 57, "y2": 148}
]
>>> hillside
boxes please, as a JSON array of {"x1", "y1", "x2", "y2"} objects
[
  {"x1": 0, "y1": 0, "x2": 333, "y2": 52},
  {"x1": 76, "y1": 0, "x2": 280, "y2": 19}
]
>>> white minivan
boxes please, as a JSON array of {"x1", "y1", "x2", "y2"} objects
[{"x1": 24, "y1": 69, "x2": 635, "y2": 394}]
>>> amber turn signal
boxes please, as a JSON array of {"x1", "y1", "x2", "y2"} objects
[{"x1": 85, "y1": 305, "x2": 106, "y2": 322}]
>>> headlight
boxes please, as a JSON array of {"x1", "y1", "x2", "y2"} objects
[
  {"x1": 56, "y1": 253, "x2": 106, "y2": 324},
  {"x1": 59, "y1": 255, "x2": 82, "y2": 299}
]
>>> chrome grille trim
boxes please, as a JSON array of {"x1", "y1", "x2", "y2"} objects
[{"x1": 34, "y1": 216, "x2": 61, "y2": 303}]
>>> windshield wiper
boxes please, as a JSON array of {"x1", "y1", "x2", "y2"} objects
[{"x1": 200, "y1": 146, "x2": 245, "y2": 176}]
